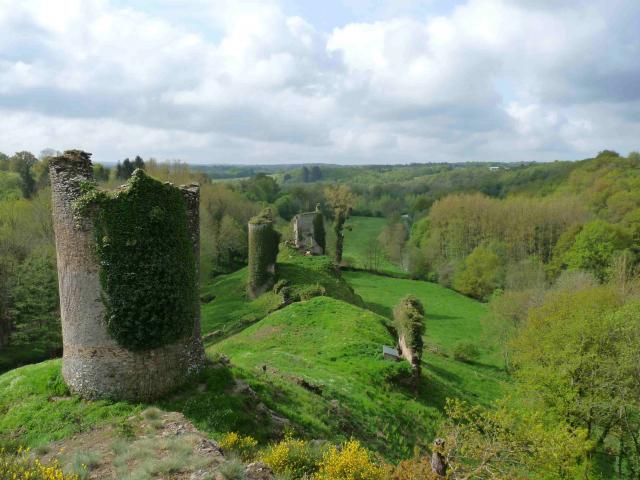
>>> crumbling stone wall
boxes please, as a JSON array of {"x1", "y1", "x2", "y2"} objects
[
  {"x1": 292, "y1": 207, "x2": 325, "y2": 255},
  {"x1": 393, "y1": 295, "x2": 425, "y2": 378},
  {"x1": 50, "y1": 150, "x2": 205, "y2": 401},
  {"x1": 247, "y1": 209, "x2": 280, "y2": 299}
]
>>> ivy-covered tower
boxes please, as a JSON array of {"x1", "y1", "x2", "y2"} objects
[
  {"x1": 50, "y1": 150, "x2": 205, "y2": 401},
  {"x1": 247, "y1": 209, "x2": 280, "y2": 299}
]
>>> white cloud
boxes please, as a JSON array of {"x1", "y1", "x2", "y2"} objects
[{"x1": 0, "y1": 0, "x2": 638, "y2": 163}]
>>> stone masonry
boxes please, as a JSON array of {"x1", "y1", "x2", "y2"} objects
[{"x1": 49, "y1": 150, "x2": 205, "y2": 401}]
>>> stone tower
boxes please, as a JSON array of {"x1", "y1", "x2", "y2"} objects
[
  {"x1": 247, "y1": 209, "x2": 280, "y2": 299},
  {"x1": 50, "y1": 150, "x2": 205, "y2": 401}
]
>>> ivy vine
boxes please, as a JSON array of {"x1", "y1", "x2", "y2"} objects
[{"x1": 74, "y1": 170, "x2": 196, "y2": 351}]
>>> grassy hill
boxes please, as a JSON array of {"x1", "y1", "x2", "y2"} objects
[
  {"x1": 0, "y1": 249, "x2": 506, "y2": 465},
  {"x1": 342, "y1": 216, "x2": 405, "y2": 275},
  {"x1": 200, "y1": 245, "x2": 363, "y2": 341}
]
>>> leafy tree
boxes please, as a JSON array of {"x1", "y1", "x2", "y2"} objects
[
  {"x1": 428, "y1": 398, "x2": 592, "y2": 479},
  {"x1": 310, "y1": 165, "x2": 322, "y2": 182},
  {"x1": 0, "y1": 258, "x2": 12, "y2": 347},
  {"x1": 92, "y1": 163, "x2": 110, "y2": 183},
  {"x1": 453, "y1": 245, "x2": 504, "y2": 299},
  {"x1": 274, "y1": 194, "x2": 297, "y2": 221},
  {"x1": 513, "y1": 288, "x2": 640, "y2": 475},
  {"x1": 133, "y1": 155, "x2": 145, "y2": 170},
  {"x1": 9, "y1": 251, "x2": 61, "y2": 355},
  {"x1": 325, "y1": 184, "x2": 355, "y2": 265},
  {"x1": 301, "y1": 166, "x2": 310, "y2": 183},
  {"x1": 242, "y1": 173, "x2": 280, "y2": 203},
  {"x1": 10, "y1": 152, "x2": 38, "y2": 199},
  {"x1": 119, "y1": 158, "x2": 135, "y2": 179},
  {"x1": 378, "y1": 221, "x2": 407, "y2": 265},
  {"x1": 564, "y1": 220, "x2": 630, "y2": 281},
  {"x1": 0, "y1": 152, "x2": 9, "y2": 171}
]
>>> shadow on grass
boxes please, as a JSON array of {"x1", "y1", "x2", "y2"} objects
[
  {"x1": 364, "y1": 301, "x2": 392, "y2": 319},
  {"x1": 156, "y1": 362, "x2": 278, "y2": 442}
]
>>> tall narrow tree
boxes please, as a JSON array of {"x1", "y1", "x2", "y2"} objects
[{"x1": 325, "y1": 184, "x2": 355, "y2": 265}]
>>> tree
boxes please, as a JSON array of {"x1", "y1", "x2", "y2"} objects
[
  {"x1": 433, "y1": 399, "x2": 591, "y2": 479},
  {"x1": 513, "y1": 288, "x2": 640, "y2": 474},
  {"x1": 453, "y1": 245, "x2": 504, "y2": 300},
  {"x1": 301, "y1": 166, "x2": 310, "y2": 183},
  {"x1": 9, "y1": 251, "x2": 61, "y2": 355},
  {"x1": 274, "y1": 194, "x2": 297, "y2": 221},
  {"x1": 133, "y1": 155, "x2": 145, "y2": 170},
  {"x1": 564, "y1": 219, "x2": 630, "y2": 282},
  {"x1": 10, "y1": 151, "x2": 38, "y2": 199},
  {"x1": 0, "y1": 152, "x2": 8, "y2": 171},
  {"x1": 0, "y1": 259, "x2": 12, "y2": 347},
  {"x1": 241, "y1": 173, "x2": 280, "y2": 203},
  {"x1": 324, "y1": 184, "x2": 355, "y2": 265},
  {"x1": 310, "y1": 165, "x2": 322, "y2": 182},
  {"x1": 92, "y1": 163, "x2": 110, "y2": 183},
  {"x1": 120, "y1": 158, "x2": 135, "y2": 179},
  {"x1": 378, "y1": 221, "x2": 407, "y2": 265}
]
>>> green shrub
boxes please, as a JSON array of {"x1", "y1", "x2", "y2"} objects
[
  {"x1": 219, "y1": 432, "x2": 258, "y2": 461},
  {"x1": 0, "y1": 448, "x2": 80, "y2": 479},
  {"x1": 219, "y1": 459, "x2": 246, "y2": 480},
  {"x1": 453, "y1": 342, "x2": 480, "y2": 363},
  {"x1": 260, "y1": 434, "x2": 322, "y2": 478},
  {"x1": 315, "y1": 439, "x2": 387, "y2": 480}
]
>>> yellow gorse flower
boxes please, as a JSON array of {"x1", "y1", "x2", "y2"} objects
[{"x1": 0, "y1": 447, "x2": 79, "y2": 480}]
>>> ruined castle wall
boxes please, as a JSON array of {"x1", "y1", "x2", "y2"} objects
[
  {"x1": 50, "y1": 150, "x2": 205, "y2": 401},
  {"x1": 393, "y1": 295, "x2": 425, "y2": 378},
  {"x1": 292, "y1": 211, "x2": 324, "y2": 255}
]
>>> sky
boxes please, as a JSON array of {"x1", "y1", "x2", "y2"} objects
[{"x1": 1, "y1": 0, "x2": 639, "y2": 165}]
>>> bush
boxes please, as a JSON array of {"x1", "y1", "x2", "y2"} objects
[
  {"x1": 387, "y1": 456, "x2": 437, "y2": 480},
  {"x1": 219, "y1": 458, "x2": 246, "y2": 480},
  {"x1": 220, "y1": 432, "x2": 258, "y2": 461},
  {"x1": 453, "y1": 245, "x2": 504, "y2": 300},
  {"x1": 453, "y1": 342, "x2": 480, "y2": 363},
  {"x1": 260, "y1": 434, "x2": 321, "y2": 478},
  {"x1": 315, "y1": 439, "x2": 386, "y2": 480},
  {"x1": 0, "y1": 448, "x2": 79, "y2": 479}
]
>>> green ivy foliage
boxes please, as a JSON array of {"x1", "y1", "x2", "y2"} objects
[
  {"x1": 393, "y1": 295, "x2": 425, "y2": 356},
  {"x1": 312, "y1": 212, "x2": 326, "y2": 253},
  {"x1": 75, "y1": 170, "x2": 196, "y2": 351},
  {"x1": 247, "y1": 209, "x2": 280, "y2": 296}
]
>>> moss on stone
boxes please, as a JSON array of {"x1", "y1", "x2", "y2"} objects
[
  {"x1": 312, "y1": 212, "x2": 326, "y2": 253},
  {"x1": 247, "y1": 209, "x2": 280, "y2": 298},
  {"x1": 393, "y1": 295, "x2": 425, "y2": 356},
  {"x1": 74, "y1": 169, "x2": 196, "y2": 351}
]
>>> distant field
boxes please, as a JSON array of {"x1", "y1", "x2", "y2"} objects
[
  {"x1": 342, "y1": 216, "x2": 405, "y2": 275},
  {"x1": 343, "y1": 271, "x2": 496, "y2": 364}
]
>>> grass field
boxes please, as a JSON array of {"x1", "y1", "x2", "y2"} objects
[
  {"x1": 343, "y1": 271, "x2": 498, "y2": 364},
  {"x1": 342, "y1": 216, "x2": 405, "y2": 275}
]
